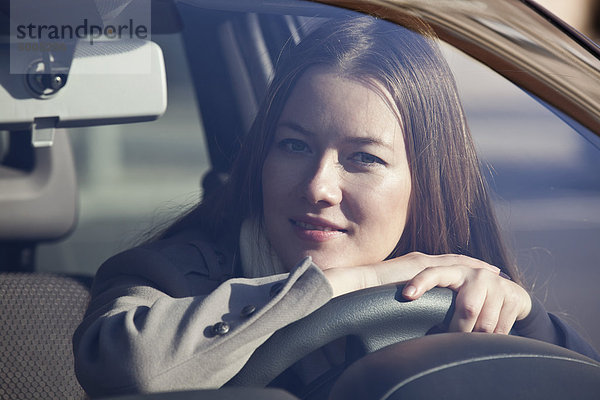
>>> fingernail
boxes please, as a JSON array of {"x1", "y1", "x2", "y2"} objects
[{"x1": 403, "y1": 285, "x2": 417, "y2": 297}]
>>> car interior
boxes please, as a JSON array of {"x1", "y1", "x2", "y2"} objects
[{"x1": 1, "y1": 0, "x2": 600, "y2": 399}]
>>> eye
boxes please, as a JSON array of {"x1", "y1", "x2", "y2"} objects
[
  {"x1": 350, "y1": 152, "x2": 386, "y2": 166},
  {"x1": 278, "y1": 138, "x2": 311, "y2": 154}
]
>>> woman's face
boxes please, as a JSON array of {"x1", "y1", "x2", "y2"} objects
[{"x1": 262, "y1": 65, "x2": 412, "y2": 271}]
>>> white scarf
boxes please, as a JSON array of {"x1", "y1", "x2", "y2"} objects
[{"x1": 239, "y1": 217, "x2": 287, "y2": 278}]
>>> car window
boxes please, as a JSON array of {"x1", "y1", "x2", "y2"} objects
[
  {"x1": 26, "y1": 0, "x2": 599, "y2": 352},
  {"x1": 442, "y1": 43, "x2": 600, "y2": 347}
]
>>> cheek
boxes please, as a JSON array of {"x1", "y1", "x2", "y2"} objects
[
  {"x1": 262, "y1": 155, "x2": 280, "y2": 210},
  {"x1": 262, "y1": 152, "x2": 297, "y2": 211},
  {"x1": 357, "y1": 174, "x2": 411, "y2": 239},
  {"x1": 263, "y1": 150, "x2": 312, "y2": 201}
]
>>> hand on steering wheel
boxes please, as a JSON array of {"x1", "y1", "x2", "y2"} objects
[
  {"x1": 229, "y1": 252, "x2": 531, "y2": 387},
  {"x1": 402, "y1": 256, "x2": 532, "y2": 334},
  {"x1": 325, "y1": 252, "x2": 531, "y2": 334}
]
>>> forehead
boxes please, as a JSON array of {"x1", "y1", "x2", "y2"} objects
[{"x1": 279, "y1": 65, "x2": 403, "y2": 143}]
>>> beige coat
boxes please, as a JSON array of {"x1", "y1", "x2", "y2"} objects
[{"x1": 73, "y1": 228, "x2": 333, "y2": 397}]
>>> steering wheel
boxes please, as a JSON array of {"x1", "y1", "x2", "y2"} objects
[{"x1": 228, "y1": 284, "x2": 455, "y2": 386}]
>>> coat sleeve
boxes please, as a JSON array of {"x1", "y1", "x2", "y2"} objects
[
  {"x1": 513, "y1": 296, "x2": 600, "y2": 361},
  {"x1": 73, "y1": 244, "x2": 333, "y2": 397}
]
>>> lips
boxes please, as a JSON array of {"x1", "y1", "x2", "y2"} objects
[
  {"x1": 290, "y1": 217, "x2": 347, "y2": 232},
  {"x1": 292, "y1": 220, "x2": 341, "y2": 232},
  {"x1": 290, "y1": 217, "x2": 347, "y2": 243}
]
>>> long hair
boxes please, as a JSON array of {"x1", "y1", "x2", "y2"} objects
[{"x1": 162, "y1": 16, "x2": 520, "y2": 282}]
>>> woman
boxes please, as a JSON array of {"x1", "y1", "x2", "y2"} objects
[{"x1": 73, "y1": 15, "x2": 598, "y2": 397}]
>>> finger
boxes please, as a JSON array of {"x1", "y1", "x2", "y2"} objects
[
  {"x1": 396, "y1": 253, "x2": 500, "y2": 295},
  {"x1": 494, "y1": 283, "x2": 530, "y2": 334},
  {"x1": 424, "y1": 253, "x2": 500, "y2": 274},
  {"x1": 473, "y1": 289, "x2": 504, "y2": 333},
  {"x1": 402, "y1": 265, "x2": 466, "y2": 300},
  {"x1": 378, "y1": 258, "x2": 432, "y2": 284},
  {"x1": 493, "y1": 299, "x2": 519, "y2": 335},
  {"x1": 449, "y1": 276, "x2": 488, "y2": 332}
]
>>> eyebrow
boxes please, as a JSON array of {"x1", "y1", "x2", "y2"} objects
[
  {"x1": 277, "y1": 121, "x2": 315, "y2": 137},
  {"x1": 277, "y1": 121, "x2": 395, "y2": 150},
  {"x1": 345, "y1": 136, "x2": 395, "y2": 151}
]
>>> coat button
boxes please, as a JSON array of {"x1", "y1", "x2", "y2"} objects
[
  {"x1": 212, "y1": 321, "x2": 230, "y2": 336},
  {"x1": 240, "y1": 304, "x2": 256, "y2": 317},
  {"x1": 270, "y1": 282, "x2": 283, "y2": 298}
]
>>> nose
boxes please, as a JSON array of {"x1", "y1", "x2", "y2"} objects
[{"x1": 302, "y1": 155, "x2": 342, "y2": 206}]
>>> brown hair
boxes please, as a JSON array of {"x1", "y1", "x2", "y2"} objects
[{"x1": 162, "y1": 16, "x2": 519, "y2": 282}]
